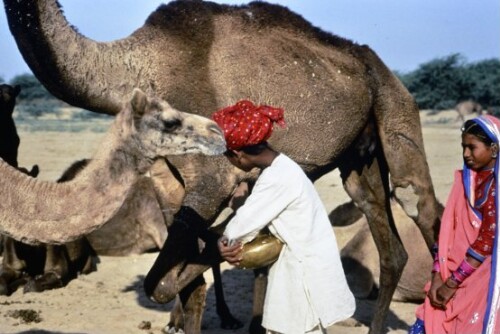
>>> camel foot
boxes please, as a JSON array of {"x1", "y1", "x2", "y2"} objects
[
  {"x1": 220, "y1": 314, "x2": 244, "y2": 330},
  {"x1": 249, "y1": 315, "x2": 265, "y2": 334},
  {"x1": 23, "y1": 272, "x2": 63, "y2": 293},
  {"x1": 162, "y1": 324, "x2": 185, "y2": 334},
  {"x1": 0, "y1": 277, "x2": 10, "y2": 296},
  {"x1": 0, "y1": 272, "x2": 29, "y2": 295}
]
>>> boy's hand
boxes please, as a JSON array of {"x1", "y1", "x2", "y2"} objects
[
  {"x1": 218, "y1": 236, "x2": 243, "y2": 266},
  {"x1": 229, "y1": 182, "x2": 249, "y2": 211}
]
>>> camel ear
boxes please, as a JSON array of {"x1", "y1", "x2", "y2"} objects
[
  {"x1": 13, "y1": 85, "x2": 21, "y2": 97},
  {"x1": 130, "y1": 88, "x2": 148, "y2": 117}
]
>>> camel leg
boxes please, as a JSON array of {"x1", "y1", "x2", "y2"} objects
[
  {"x1": 366, "y1": 57, "x2": 442, "y2": 250},
  {"x1": 145, "y1": 213, "x2": 214, "y2": 333},
  {"x1": 162, "y1": 275, "x2": 208, "y2": 334},
  {"x1": 212, "y1": 262, "x2": 244, "y2": 330},
  {"x1": 24, "y1": 244, "x2": 67, "y2": 293},
  {"x1": 249, "y1": 267, "x2": 268, "y2": 334},
  {"x1": 0, "y1": 236, "x2": 27, "y2": 295},
  {"x1": 144, "y1": 211, "x2": 208, "y2": 302},
  {"x1": 167, "y1": 296, "x2": 185, "y2": 333},
  {"x1": 178, "y1": 274, "x2": 207, "y2": 334},
  {"x1": 146, "y1": 223, "x2": 250, "y2": 333},
  {"x1": 338, "y1": 141, "x2": 407, "y2": 334}
]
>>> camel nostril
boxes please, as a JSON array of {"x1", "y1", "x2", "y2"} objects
[{"x1": 208, "y1": 124, "x2": 223, "y2": 136}]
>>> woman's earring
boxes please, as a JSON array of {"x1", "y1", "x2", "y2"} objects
[{"x1": 491, "y1": 143, "x2": 498, "y2": 158}]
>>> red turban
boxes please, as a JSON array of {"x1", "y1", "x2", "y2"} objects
[{"x1": 212, "y1": 100, "x2": 286, "y2": 151}]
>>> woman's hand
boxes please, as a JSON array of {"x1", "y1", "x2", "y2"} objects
[
  {"x1": 435, "y1": 278, "x2": 458, "y2": 309},
  {"x1": 428, "y1": 273, "x2": 446, "y2": 310},
  {"x1": 428, "y1": 273, "x2": 457, "y2": 310},
  {"x1": 218, "y1": 236, "x2": 243, "y2": 266}
]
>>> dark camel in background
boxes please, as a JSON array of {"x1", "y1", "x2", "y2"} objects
[
  {"x1": 0, "y1": 84, "x2": 21, "y2": 168},
  {"x1": 3, "y1": 1, "x2": 443, "y2": 333}
]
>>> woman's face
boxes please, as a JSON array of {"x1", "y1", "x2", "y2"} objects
[{"x1": 462, "y1": 133, "x2": 497, "y2": 170}]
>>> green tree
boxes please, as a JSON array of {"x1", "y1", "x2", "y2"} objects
[
  {"x1": 9, "y1": 73, "x2": 64, "y2": 117},
  {"x1": 398, "y1": 54, "x2": 500, "y2": 110},
  {"x1": 464, "y1": 59, "x2": 500, "y2": 107},
  {"x1": 10, "y1": 73, "x2": 53, "y2": 101},
  {"x1": 401, "y1": 54, "x2": 467, "y2": 110}
]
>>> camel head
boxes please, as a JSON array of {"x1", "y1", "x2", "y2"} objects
[
  {"x1": 0, "y1": 89, "x2": 225, "y2": 246},
  {"x1": 117, "y1": 88, "x2": 226, "y2": 163},
  {"x1": 0, "y1": 84, "x2": 21, "y2": 116}
]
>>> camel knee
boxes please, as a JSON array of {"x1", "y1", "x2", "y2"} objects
[
  {"x1": 147, "y1": 278, "x2": 178, "y2": 304},
  {"x1": 393, "y1": 183, "x2": 442, "y2": 249},
  {"x1": 393, "y1": 184, "x2": 419, "y2": 219}
]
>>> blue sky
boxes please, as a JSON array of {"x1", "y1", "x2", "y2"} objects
[{"x1": 1, "y1": 0, "x2": 499, "y2": 82}]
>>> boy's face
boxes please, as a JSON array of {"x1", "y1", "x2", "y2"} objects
[{"x1": 225, "y1": 150, "x2": 254, "y2": 172}]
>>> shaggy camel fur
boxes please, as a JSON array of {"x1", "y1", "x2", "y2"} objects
[
  {"x1": 3, "y1": 1, "x2": 443, "y2": 333},
  {"x1": 65, "y1": 159, "x2": 170, "y2": 256},
  {"x1": 0, "y1": 88, "x2": 225, "y2": 245}
]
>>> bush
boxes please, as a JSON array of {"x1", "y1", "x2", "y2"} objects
[
  {"x1": 398, "y1": 54, "x2": 500, "y2": 110},
  {"x1": 10, "y1": 73, "x2": 56, "y2": 102},
  {"x1": 465, "y1": 59, "x2": 500, "y2": 106},
  {"x1": 399, "y1": 54, "x2": 467, "y2": 110}
]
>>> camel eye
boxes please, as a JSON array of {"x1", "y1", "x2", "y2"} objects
[{"x1": 163, "y1": 118, "x2": 182, "y2": 131}]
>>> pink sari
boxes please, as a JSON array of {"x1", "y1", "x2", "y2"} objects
[{"x1": 416, "y1": 115, "x2": 500, "y2": 334}]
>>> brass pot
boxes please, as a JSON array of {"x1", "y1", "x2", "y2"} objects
[{"x1": 236, "y1": 231, "x2": 283, "y2": 270}]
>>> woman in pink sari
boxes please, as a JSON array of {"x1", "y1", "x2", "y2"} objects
[{"x1": 409, "y1": 115, "x2": 500, "y2": 334}]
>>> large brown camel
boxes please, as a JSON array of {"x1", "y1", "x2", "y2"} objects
[
  {"x1": 0, "y1": 87, "x2": 226, "y2": 245},
  {"x1": 3, "y1": 1, "x2": 443, "y2": 333}
]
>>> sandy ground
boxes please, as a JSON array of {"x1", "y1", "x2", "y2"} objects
[{"x1": 0, "y1": 109, "x2": 465, "y2": 334}]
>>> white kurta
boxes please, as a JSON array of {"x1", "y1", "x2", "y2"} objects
[{"x1": 224, "y1": 154, "x2": 355, "y2": 334}]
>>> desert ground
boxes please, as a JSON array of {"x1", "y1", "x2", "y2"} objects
[{"x1": 0, "y1": 109, "x2": 465, "y2": 334}]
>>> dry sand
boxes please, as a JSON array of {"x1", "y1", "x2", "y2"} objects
[{"x1": 0, "y1": 109, "x2": 465, "y2": 334}]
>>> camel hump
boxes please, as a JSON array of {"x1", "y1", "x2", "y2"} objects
[{"x1": 147, "y1": 0, "x2": 354, "y2": 47}]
